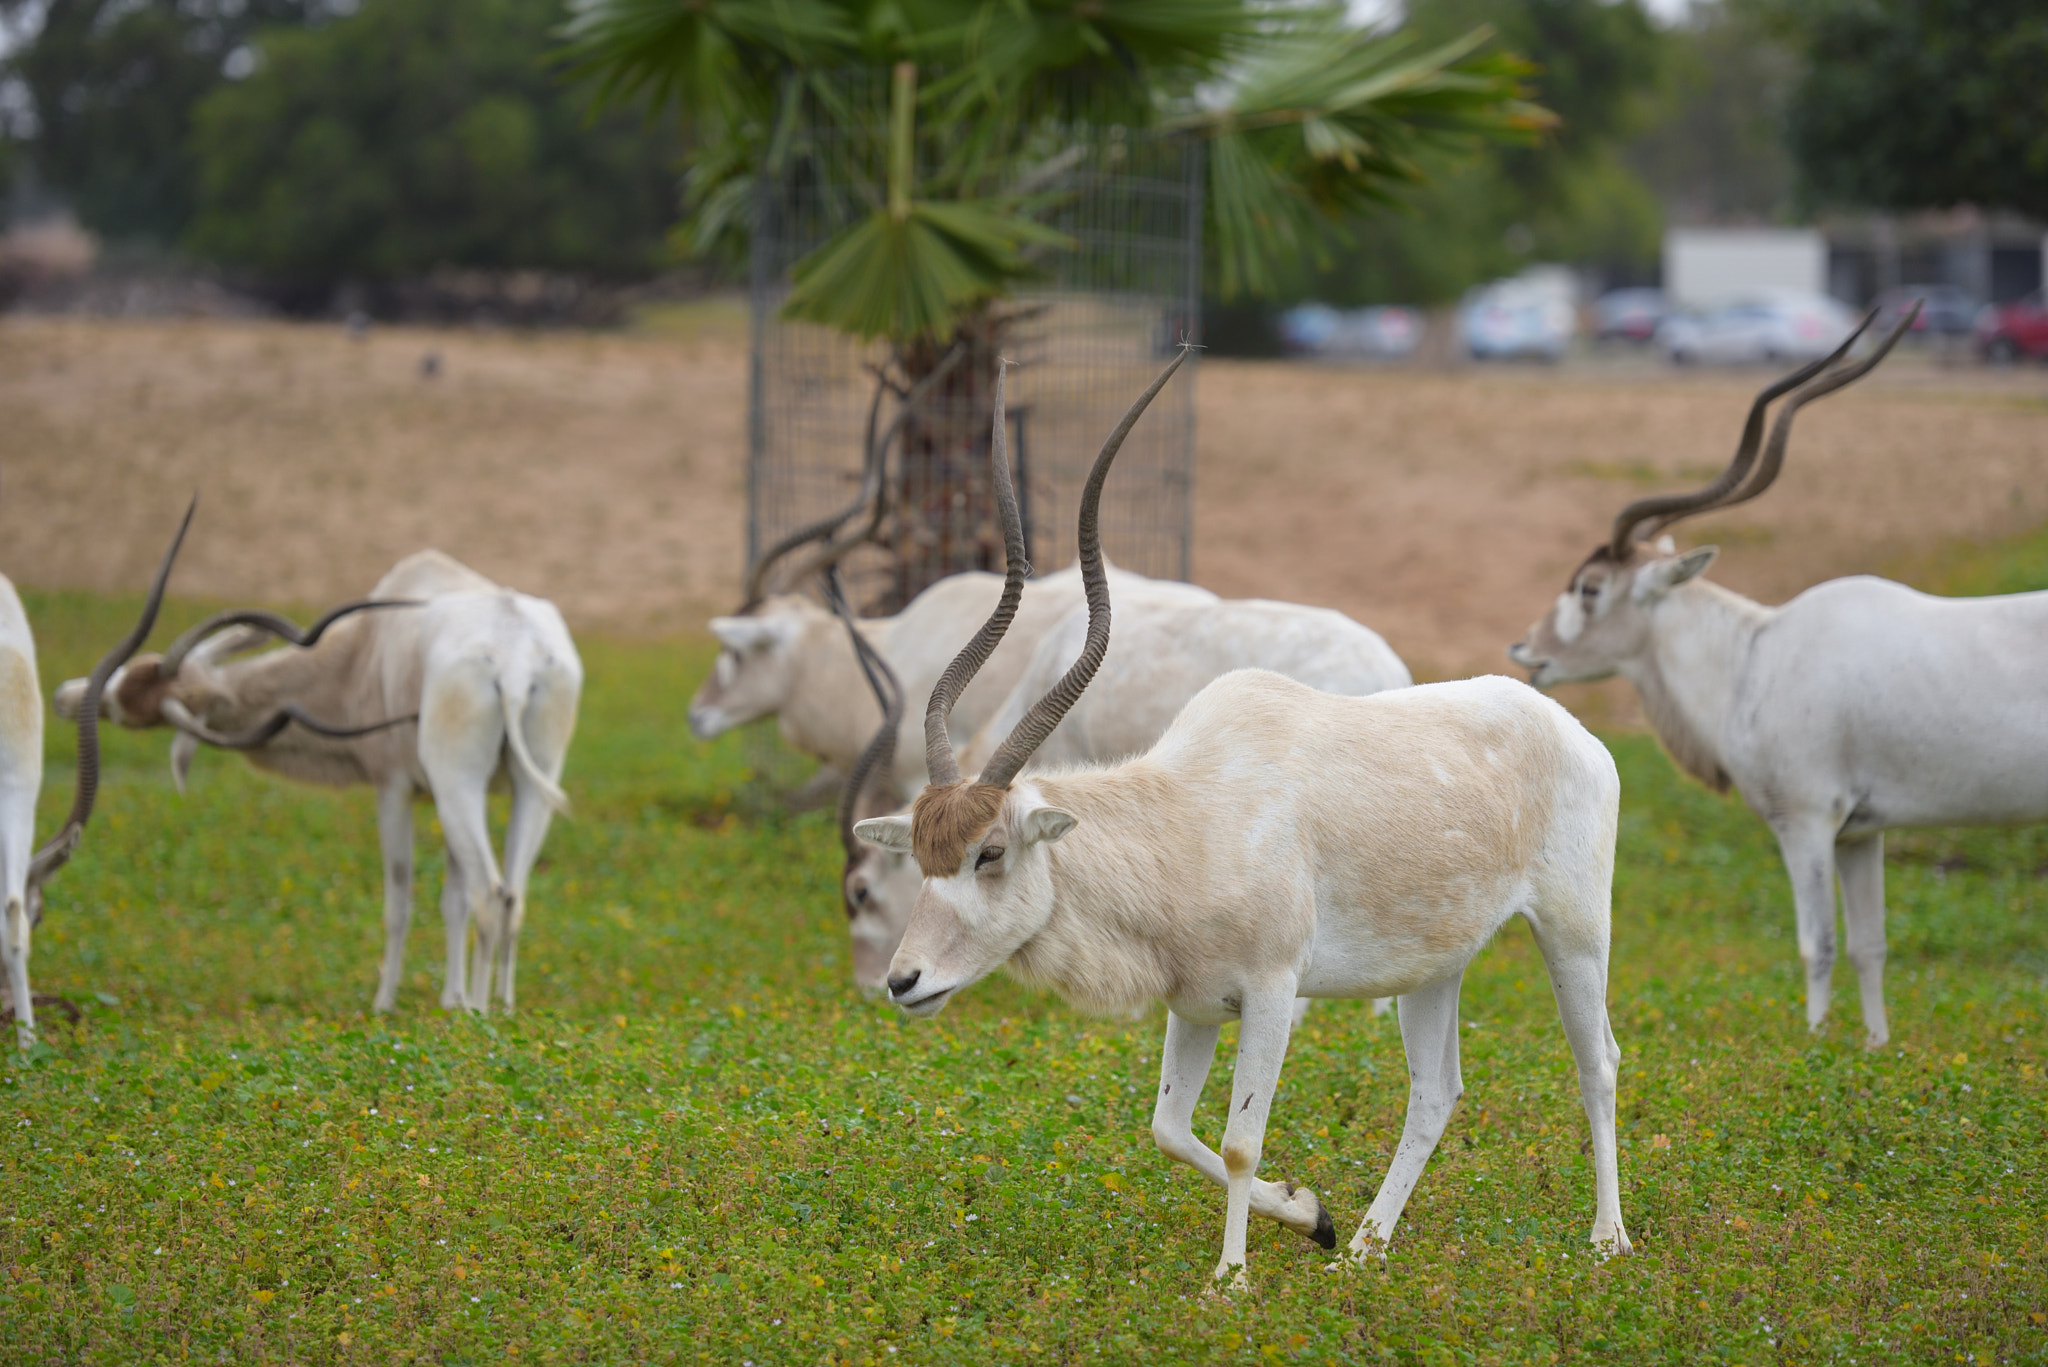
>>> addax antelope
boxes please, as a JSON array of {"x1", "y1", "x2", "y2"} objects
[
  {"x1": 1511, "y1": 304, "x2": 2048, "y2": 1049},
  {"x1": 2, "y1": 505, "x2": 193, "y2": 1047},
  {"x1": 58, "y1": 547, "x2": 580, "y2": 1013},
  {"x1": 858, "y1": 352, "x2": 1630, "y2": 1284}
]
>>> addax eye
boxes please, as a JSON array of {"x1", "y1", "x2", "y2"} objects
[
  {"x1": 1578, "y1": 581, "x2": 1600, "y2": 601},
  {"x1": 975, "y1": 846, "x2": 1005, "y2": 869}
]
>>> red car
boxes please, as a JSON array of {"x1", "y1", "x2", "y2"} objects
[{"x1": 1976, "y1": 291, "x2": 2048, "y2": 361}]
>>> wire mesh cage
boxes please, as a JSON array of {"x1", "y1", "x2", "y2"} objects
[{"x1": 747, "y1": 72, "x2": 1203, "y2": 615}]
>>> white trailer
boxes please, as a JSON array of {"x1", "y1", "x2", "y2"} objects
[{"x1": 1665, "y1": 228, "x2": 1827, "y2": 308}]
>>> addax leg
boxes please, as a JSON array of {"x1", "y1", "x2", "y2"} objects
[
  {"x1": 1773, "y1": 819, "x2": 1841, "y2": 1034},
  {"x1": 3, "y1": 895, "x2": 32, "y2": 1051},
  {"x1": 437, "y1": 855, "x2": 468, "y2": 1011},
  {"x1": 1531, "y1": 925, "x2": 1631, "y2": 1256},
  {"x1": 494, "y1": 778, "x2": 558, "y2": 1014},
  {"x1": 431, "y1": 780, "x2": 504, "y2": 1014},
  {"x1": 372, "y1": 781, "x2": 415, "y2": 1013},
  {"x1": 1351, "y1": 972, "x2": 1463, "y2": 1260},
  {"x1": 1836, "y1": 832, "x2": 1889, "y2": 1050},
  {"x1": 1149, "y1": 1010, "x2": 1330, "y2": 1256},
  {"x1": 1213, "y1": 984, "x2": 1307, "y2": 1285}
]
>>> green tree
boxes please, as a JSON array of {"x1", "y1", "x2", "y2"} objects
[
  {"x1": 1296, "y1": 0, "x2": 1670, "y2": 308},
  {"x1": 185, "y1": 0, "x2": 683, "y2": 283},
  {"x1": 567, "y1": 0, "x2": 1547, "y2": 594},
  {"x1": 0, "y1": 0, "x2": 329, "y2": 244},
  {"x1": 1770, "y1": 0, "x2": 2048, "y2": 219},
  {"x1": 567, "y1": 0, "x2": 1549, "y2": 333}
]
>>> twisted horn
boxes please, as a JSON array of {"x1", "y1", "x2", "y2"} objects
[
  {"x1": 26, "y1": 496, "x2": 196, "y2": 901},
  {"x1": 978, "y1": 344, "x2": 1193, "y2": 788},
  {"x1": 739, "y1": 342, "x2": 968, "y2": 609},
  {"x1": 1727, "y1": 300, "x2": 1920, "y2": 516},
  {"x1": 922, "y1": 358, "x2": 1026, "y2": 788},
  {"x1": 158, "y1": 697, "x2": 418, "y2": 751},
  {"x1": 157, "y1": 598, "x2": 422, "y2": 678},
  {"x1": 823, "y1": 568, "x2": 903, "y2": 883},
  {"x1": 1608, "y1": 307, "x2": 1880, "y2": 558}
]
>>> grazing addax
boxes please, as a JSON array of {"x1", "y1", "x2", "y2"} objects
[
  {"x1": 1, "y1": 505, "x2": 193, "y2": 1048},
  {"x1": 689, "y1": 339, "x2": 1210, "y2": 802},
  {"x1": 841, "y1": 593, "x2": 1414, "y2": 992},
  {"x1": 1509, "y1": 305, "x2": 2048, "y2": 1050},
  {"x1": 692, "y1": 566, "x2": 1213, "y2": 801},
  {"x1": 57, "y1": 548, "x2": 581, "y2": 1013},
  {"x1": 859, "y1": 352, "x2": 1630, "y2": 1283}
]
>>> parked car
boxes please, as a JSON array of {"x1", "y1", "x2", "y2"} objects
[
  {"x1": 1873, "y1": 284, "x2": 1981, "y2": 337},
  {"x1": 1975, "y1": 291, "x2": 2048, "y2": 362},
  {"x1": 1591, "y1": 287, "x2": 1668, "y2": 343},
  {"x1": 1277, "y1": 303, "x2": 1422, "y2": 360},
  {"x1": 1657, "y1": 291, "x2": 1855, "y2": 365},
  {"x1": 1459, "y1": 272, "x2": 1576, "y2": 361}
]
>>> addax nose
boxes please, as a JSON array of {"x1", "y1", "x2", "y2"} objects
[{"x1": 887, "y1": 969, "x2": 921, "y2": 999}]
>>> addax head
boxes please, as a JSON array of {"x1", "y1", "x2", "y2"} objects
[
  {"x1": 689, "y1": 599, "x2": 813, "y2": 739},
  {"x1": 1510, "y1": 302, "x2": 1918, "y2": 687},
  {"x1": 695, "y1": 345, "x2": 969, "y2": 743},
  {"x1": 53, "y1": 540, "x2": 421, "y2": 788},
  {"x1": 855, "y1": 346, "x2": 1193, "y2": 1018}
]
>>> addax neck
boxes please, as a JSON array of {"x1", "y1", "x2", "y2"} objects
[
  {"x1": 1004, "y1": 769, "x2": 1189, "y2": 1017},
  {"x1": 1622, "y1": 578, "x2": 1770, "y2": 793},
  {"x1": 777, "y1": 613, "x2": 885, "y2": 771}
]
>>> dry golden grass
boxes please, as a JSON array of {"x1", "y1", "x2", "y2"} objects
[{"x1": 3, "y1": 312, "x2": 2043, "y2": 719}]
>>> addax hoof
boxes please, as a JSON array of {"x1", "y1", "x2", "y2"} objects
[{"x1": 1310, "y1": 1200, "x2": 1336, "y2": 1250}]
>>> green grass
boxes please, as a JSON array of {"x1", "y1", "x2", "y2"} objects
[{"x1": 4, "y1": 588, "x2": 2046, "y2": 1365}]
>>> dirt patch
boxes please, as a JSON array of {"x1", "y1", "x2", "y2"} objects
[{"x1": 3, "y1": 316, "x2": 2043, "y2": 724}]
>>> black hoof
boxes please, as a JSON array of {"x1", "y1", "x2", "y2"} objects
[{"x1": 1310, "y1": 1200, "x2": 1336, "y2": 1250}]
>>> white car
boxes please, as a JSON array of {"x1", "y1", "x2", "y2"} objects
[
  {"x1": 1658, "y1": 292, "x2": 1855, "y2": 365},
  {"x1": 1458, "y1": 273, "x2": 1577, "y2": 361},
  {"x1": 1278, "y1": 304, "x2": 1422, "y2": 359}
]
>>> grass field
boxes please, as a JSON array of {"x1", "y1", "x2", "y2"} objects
[{"x1": 3, "y1": 584, "x2": 2046, "y2": 1365}]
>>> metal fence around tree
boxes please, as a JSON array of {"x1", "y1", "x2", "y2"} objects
[{"x1": 747, "y1": 75, "x2": 1203, "y2": 616}]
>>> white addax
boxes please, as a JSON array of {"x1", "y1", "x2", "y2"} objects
[
  {"x1": 841, "y1": 593, "x2": 1414, "y2": 992},
  {"x1": 1511, "y1": 306, "x2": 2048, "y2": 1050},
  {"x1": 690, "y1": 564, "x2": 1213, "y2": 800},
  {"x1": 859, "y1": 353, "x2": 1630, "y2": 1285},
  {"x1": 57, "y1": 548, "x2": 581, "y2": 1014},
  {"x1": 4, "y1": 506, "x2": 196, "y2": 1048}
]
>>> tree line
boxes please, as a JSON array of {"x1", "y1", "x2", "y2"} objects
[{"x1": 0, "y1": 0, "x2": 2038, "y2": 309}]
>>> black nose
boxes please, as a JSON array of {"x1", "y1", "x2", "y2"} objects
[{"x1": 887, "y1": 970, "x2": 921, "y2": 998}]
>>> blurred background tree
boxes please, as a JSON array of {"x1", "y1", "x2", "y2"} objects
[
  {"x1": 184, "y1": 0, "x2": 682, "y2": 286},
  {"x1": 0, "y1": 1, "x2": 334, "y2": 246},
  {"x1": 0, "y1": 0, "x2": 682, "y2": 289},
  {"x1": 1292, "y1": 0, "x2": 1670, "y2": 310},
  {"x1": 1765, "y1": 0, "x2": 2048, "y2": 220}
]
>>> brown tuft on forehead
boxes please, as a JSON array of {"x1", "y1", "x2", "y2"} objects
[
  {"x1": 1570, "y1": 542, "x2": 1640, "y2": 586},
  {"x1": 911, "y1": 781, "x2": 1010, "y2": 877},
  {"x1": 110, "y1": 656, "x2": 173, "y2": 726}
]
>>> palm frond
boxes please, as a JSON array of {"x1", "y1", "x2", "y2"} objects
[
  {"x1": 782, "y1": 197, "x2": 1075, "y2": 342},
  {"x1": 561, "y1": 0, "x2": 854, "y2": 116},
  {"x1": 1183, "y1": 22, "x2": 1553, "y2": 298}
]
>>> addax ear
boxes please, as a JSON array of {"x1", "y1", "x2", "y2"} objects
[
  {"x1": 1636, "y1": 546, "x2": 1718, "y2": 599},
  {"x1": 709, "y1": 615, "x2": 792, "y2": 653},
  {"x1": 1019, "y1": 807, "x2": 1078, "y2": 847},
  {"x1": 853, "y1": 815, "x2": 914, "y2": 852}
]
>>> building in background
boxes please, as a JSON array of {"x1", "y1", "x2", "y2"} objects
[
  {"x1": 1665, "y1": 213, "x2": 2045, "y2": 314},
  {"x1": 1664, "y1": 228, "x2": 1827, "y2": 308}
]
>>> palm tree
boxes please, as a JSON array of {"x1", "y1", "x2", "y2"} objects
[{"x1": 567, "y1": 0, "x2": 1551, "y2": 602}]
